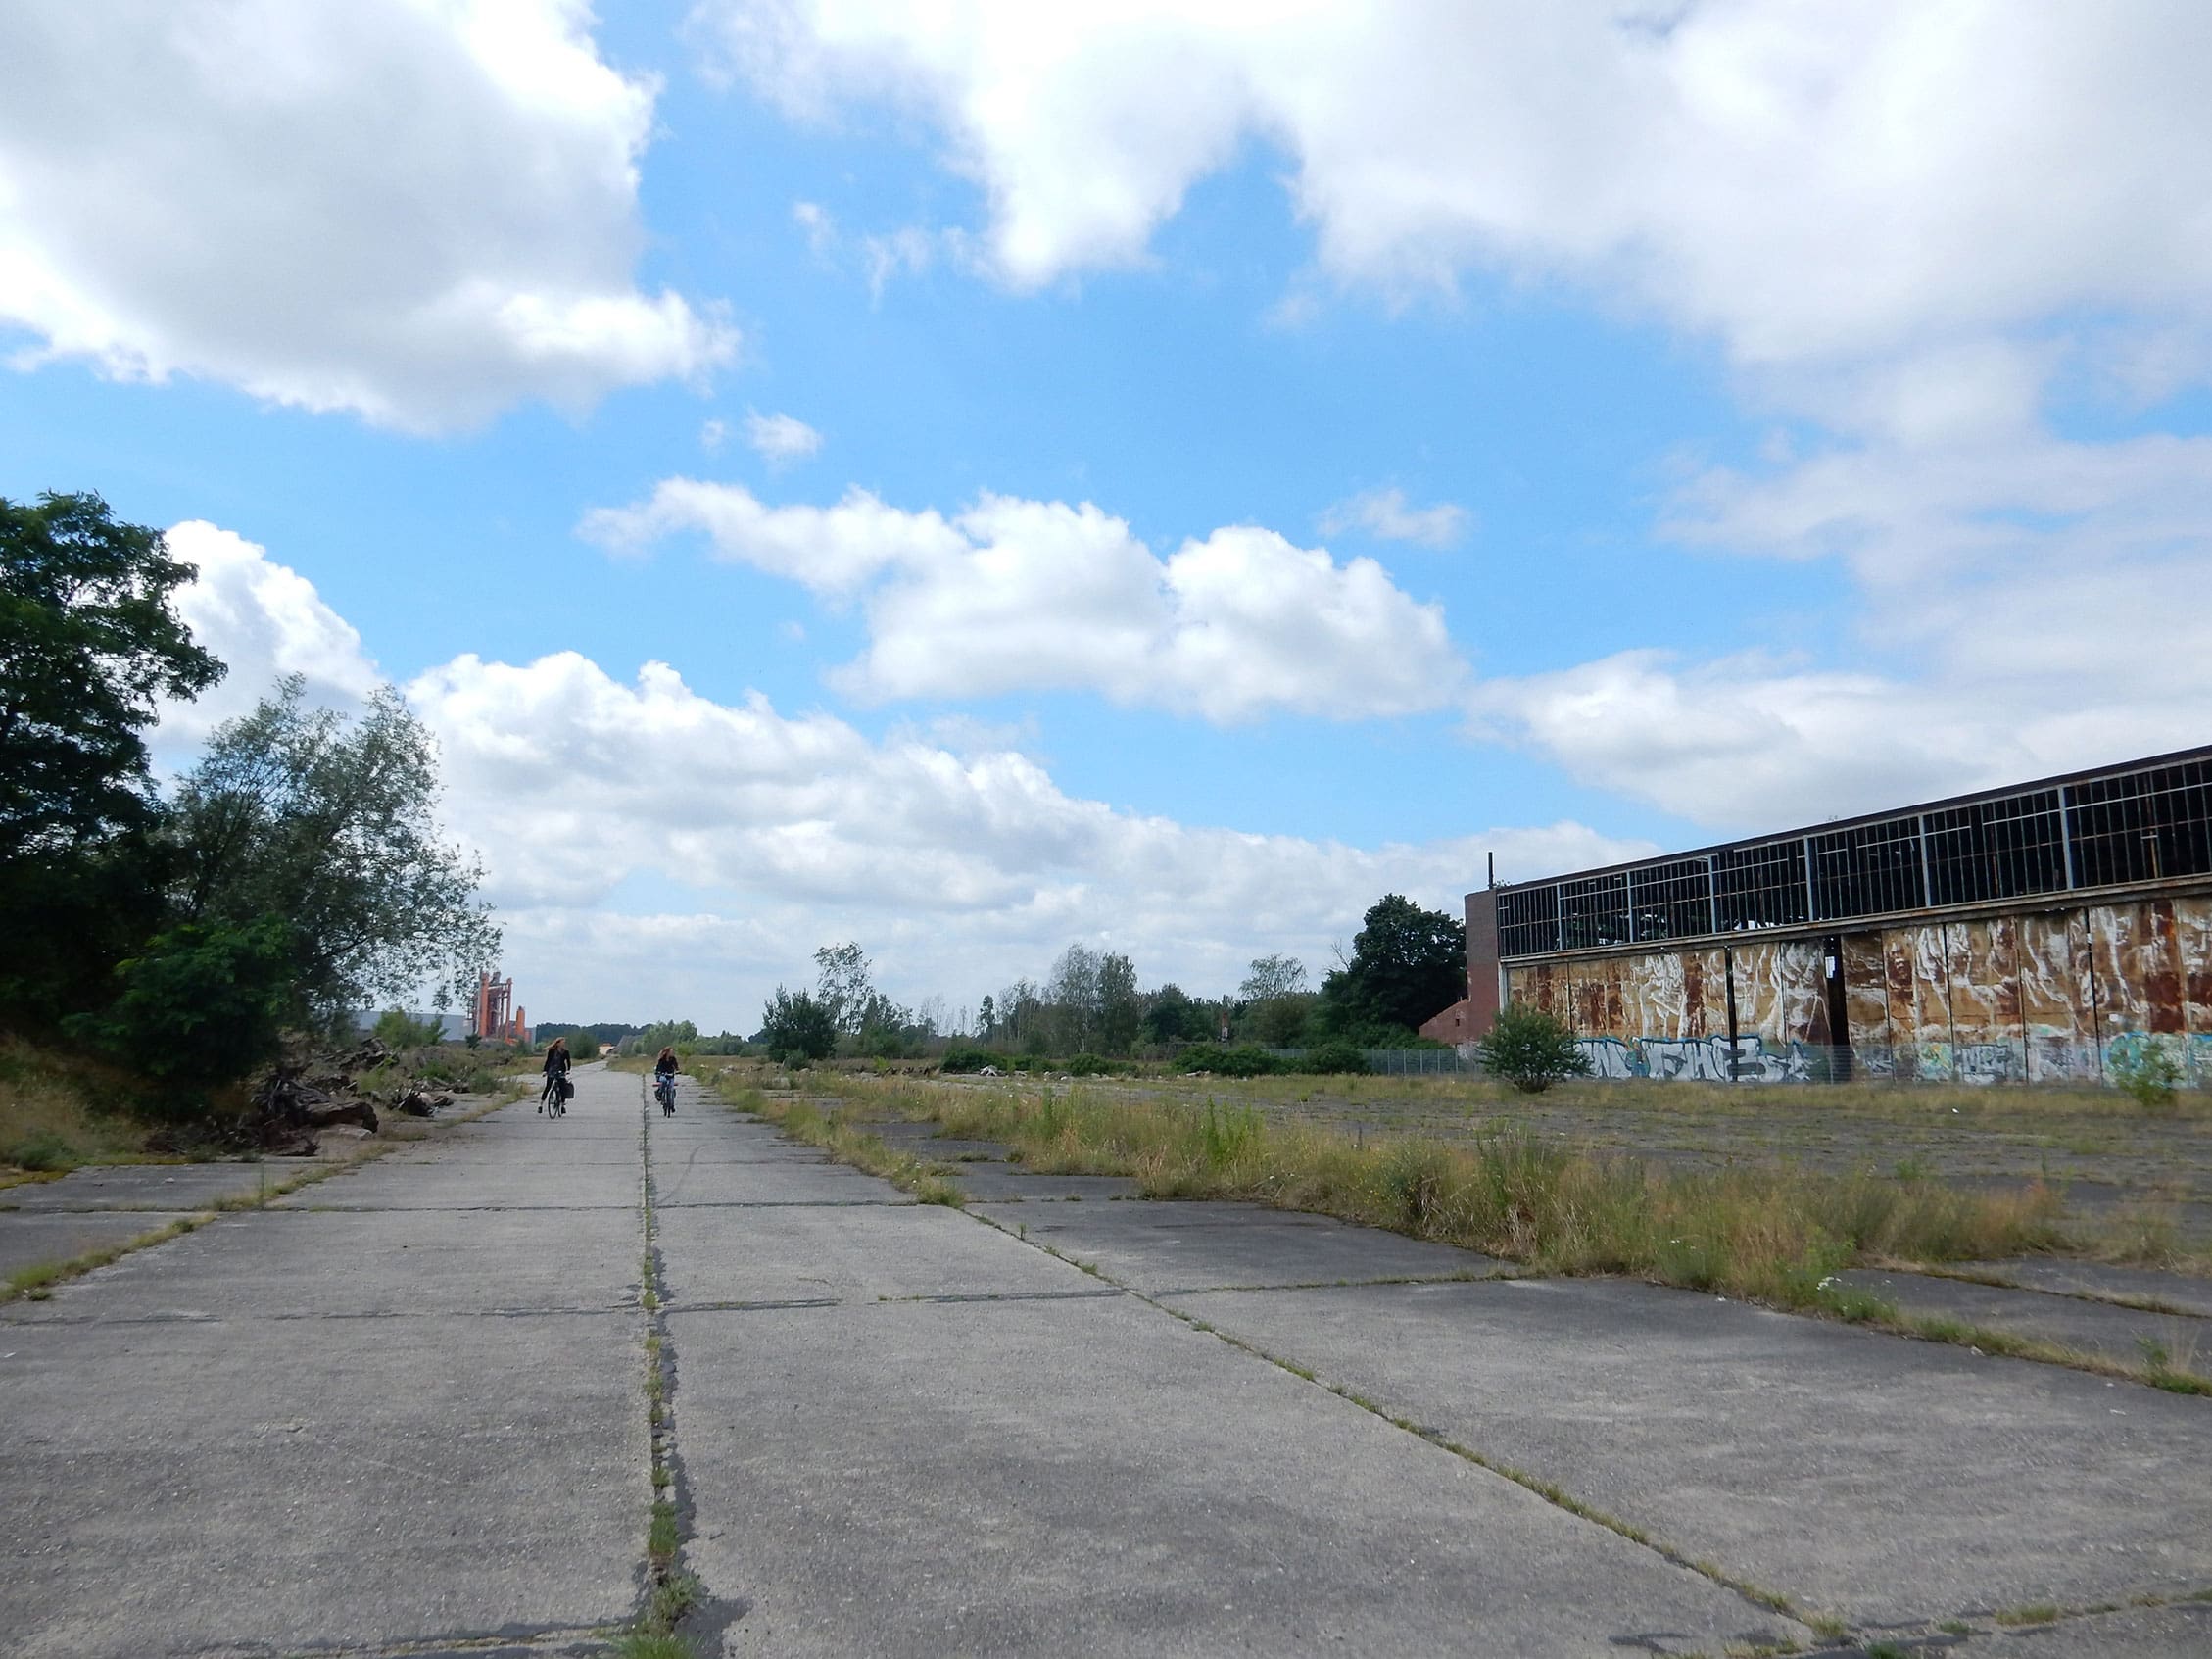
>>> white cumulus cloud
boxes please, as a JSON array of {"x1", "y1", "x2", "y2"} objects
[
  {"x1": 1319, "y1": 487, "x2": 1468, "y2": 549},
  {"x1": 697, "y1": 2, "x2": 2212, "y2": 380},
  {"x1": 151, "y1": 520, "x2": 382, "y2": 754},
  {"x1": 0, "y1": 1, "x2": 735, "y2": 430},
  {"x1": 745, "y1": 410, "x2": 825, "y2": 464},
  {"x1": 582, "y1": 480, "x2": 1465, "y2": 721}
]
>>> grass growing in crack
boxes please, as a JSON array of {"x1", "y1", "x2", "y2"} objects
[
  {"x1": 4, "y1": 1214, "x2": 206, "y2": 1298},
  {"x1": 648, "y1": 1497, "x2": 679, "y2": 1567},
  {"x1": 1994, "y1": 1604, "x2": 2061, "y2": 1627}
]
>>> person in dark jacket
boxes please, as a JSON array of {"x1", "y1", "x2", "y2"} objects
[{"x1": 540, "y1": 1037, "x2": 570, "y2": 1109}]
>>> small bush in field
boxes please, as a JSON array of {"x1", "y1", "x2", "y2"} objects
[
  {"x1": 2109, "y1": 1040, "x2": 2185, "y2": 1110},
  {"x1": 1475, "y1": 1004, "x2": 1591, "y2": 1095},
  {"x1": 938, "y1": 1046, "x2": 1000, "y2": 1073}
]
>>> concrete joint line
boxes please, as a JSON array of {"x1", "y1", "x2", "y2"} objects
[
  {"x1": 631, "y1": 1077, "x2": 744, "y2": 1654},
  {"x1": 961, "y1": 1205, "x2": 1821, "y2": 1641}
]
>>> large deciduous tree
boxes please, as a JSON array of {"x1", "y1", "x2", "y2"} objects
[
  {"x1": 168, "y1": 676, "x2": 498, "y2": 1027},
  {"x1": 1319, "y1": 894, "x2": 1467, "y2": 1037},
  {"x1": 0, "y1": 493, "x2": 222, "y2": 861}
]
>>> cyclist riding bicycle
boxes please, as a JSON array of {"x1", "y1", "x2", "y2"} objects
[
  {"x1": 540, "y1": 1037, "x2": 571, "y2": 1114},
  {"x1": 653, "y1": 1046, "x2": 679, "y2": 1115}
]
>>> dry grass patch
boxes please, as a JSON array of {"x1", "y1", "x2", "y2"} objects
[{"x1": 0, "y1": 1038, "x2": 159, "y2": 1175}]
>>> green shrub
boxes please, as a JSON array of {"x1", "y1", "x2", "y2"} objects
[
  {"x1": 66, "y1": 917, "x2": 294, "y2": 1095},
  {"x1": 1301, "y1": 1039, "x2": 1369, "y2": 1075},
  {"x1": 4, "y1": 1129, "x2": 77, "y2": 1172},
  {"x1": 1064, "y1": 1051, "x2": 1110, "y2": 1076},
  {"x1": 370, "y1": 1008, "x2": 445, "y2": 1050},
  {"x1": 1474, "y1": 1003, "x2": 1591, "y2": 1095},
  {"x1": 1184, "y1": 1045, "x2": 1283, "y2": 1077},
  {"x1": 2109, "y1": 1038, "x2": 2185, "y2": 1110},
  {"x1": 938, "y1": 1046, "x2": 1002, "y2": 1073}
]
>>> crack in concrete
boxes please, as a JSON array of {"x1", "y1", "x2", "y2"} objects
[{"x1": 636, "y1": 1076, "x2": 748, "y2": 1656}]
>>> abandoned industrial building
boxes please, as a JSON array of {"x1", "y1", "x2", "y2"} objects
[{"x1": 1461, "y1": 746, "x2": 2212, "y2": 1084}]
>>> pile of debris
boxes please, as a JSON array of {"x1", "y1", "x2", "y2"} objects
[{"x1": 243, "y1": 1036, "x2": 455, "y2": 1156}]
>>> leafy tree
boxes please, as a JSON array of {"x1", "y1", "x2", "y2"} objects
[
  {"x1": 1234, "y1": 952, "x2": 1315, "y2": 1046},
  {"x1": 1045, "y1": 943, "x2": 1102, "y2": 1052},
  {"x1": 167, "y1": 677, "x2": 498, "y2": 1027},
  {"x1": 66, "y1": 918, "x2": 293, "y2": 1093},
  {"x1": 1096, "y1": 951, "x2": 1140, "y2": 1054},
  {"x1": 1239, "y1": 953, "x2": 1308, "y2": 1002},
  {"x1": 760, "y1": 987, "x2": 836, "y2": 1061},
  {"x1": 1318, "y1": 894, "x2": 1467, "y2": 1037},
  {"x1": 639, "y1": 1019, "x2": 699, "y2": 1049},
  {"x1": 1141, "y1": 983, "x2": 1211, "y2": 1046},
  {"x1": 1475, "y1": 1003, "x2": 1591, "y2": 1095},
  {"x1": 977, "y1": 994, "x2": 996, "y2": 1042},
  {"x1": 0, "y1": 492, "x2": 223, "y2": 862},
  {"x1": 371, "y1": 1008, "x2": 447, "y2": 1049},
  {"x1": 814, "y1": 943, "x2": 873, "y2": 1035}
]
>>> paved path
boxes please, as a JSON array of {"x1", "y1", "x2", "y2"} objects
[
  {"x1": 8, "y1": 1066, "x2": 2212, "y2": 1657},
  {"x1": 3, "y1": 1062, "x2": 650, "y2": 1658}
]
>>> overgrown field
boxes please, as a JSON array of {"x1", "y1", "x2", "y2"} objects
[{"x1": 819, "y1": 1071, "x2": 2092, "y2": 1310}]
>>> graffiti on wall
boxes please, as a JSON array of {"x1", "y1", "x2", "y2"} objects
[
  {"x1": 1574, "y1": 1036, "x2": 1818, "y2": 1083},
  {"x1": 1510, "y1": 894, "x2": 2212, "y2": 1086}
]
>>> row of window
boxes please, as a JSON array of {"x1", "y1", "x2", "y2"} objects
[{"x1": 1497, "y1": 756, "x2": 2212, "y2": 958}]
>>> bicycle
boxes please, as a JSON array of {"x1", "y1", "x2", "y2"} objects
[
  {"x1": 545, "y1": 1071, "x2": 570, "y2": 1118},
  {"x1": 653, "y1": 1072, "x2": 676, "y2": 1115}
]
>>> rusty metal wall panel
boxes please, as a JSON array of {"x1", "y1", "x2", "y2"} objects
[
  {"x1": 1731, "y1": 939, "x2": 1826, "y2": 1045},
  {"x1": 1602, "y1": 955, "x2": 1628, "y2": 1038},
  {"x1": 1841, "y1": 932, "x2": 1891, "y2": 1051},
  {"x1": 1684, "y1": 949, "x2": 1717, "y2": 1038},
  {"x1": 1948, "y1": 916, "x2": 2026, "y2": 1081},
  {"x1": 2089, "y1": 902, "x2": 2153, "y2": 1039},
  {"x1": 2181, "y1": 897, "x2": 2212, "y2": 1036},
  {"x1": 2016, "y1": 909, "x2": 2093, "y2": 1082},
  {"x1": 1623, "y1": 951, "x2": 1676, "y2": 1038},
  {"x1": 1900, "y1": 924, "x2": 1954, "y2": 1080}
]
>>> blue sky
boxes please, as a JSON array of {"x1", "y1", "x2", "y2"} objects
[{"x1": 4, "y1": 3, "x2": 2207, "y2": 1030}]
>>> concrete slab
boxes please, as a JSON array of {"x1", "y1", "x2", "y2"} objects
[
  {"x1": 0, "y1": 1309, "x2": 647, "y2": 1659},
  {"x1": 4, "y1": 1163, "x2": 281, "y2": 1212},
  {"x1": 0, "y1": 1210, "x2": 199, "y2": 1279},
  {"x1": 976, "y1": 1198, "x2": 1503, "y2": 1293},
  {"x1": 1171, "y1": 1277, "x2": 2212, "y2": 1626},
  {"x1": 2, "y1": 1202, "x2": 642, "y2": 1321},
  {"x1": 944, "y1": 1166, "x2": 1142, "y2": 1201},
  {"x1": 274, "y1": 1153, "x2": 640, "y2": 1211},
  {"x1": 1958, "y1": 1259, "x2": 2212, "y2": 1320},
  {"x1": 668, "y1": 1295, "x2": 1806, "y2": 1659},
  {"x1": 650, "y1": 1157, "x2": 903, "y2": 1208},
  {"x1": 1839, "y1": 1267, "x2": 2210, "y2": 1365},
  {"x1": 654, "y1": 1200, "x2": 1085, "y2": 1306}
]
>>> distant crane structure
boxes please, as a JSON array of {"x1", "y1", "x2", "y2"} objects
[{"x1": 471, "y1": 970, "x2": 529, "y2": 1045}]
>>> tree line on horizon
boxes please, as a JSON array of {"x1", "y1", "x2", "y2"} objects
[{"x1": 745, "y1": 895, "x2": 1468, "y2": 1065}]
